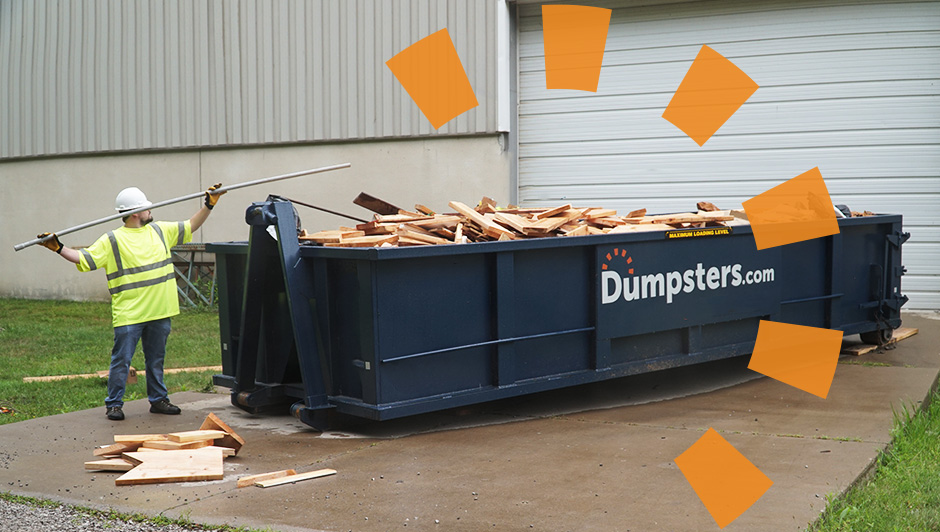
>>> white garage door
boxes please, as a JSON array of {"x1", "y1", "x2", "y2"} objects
[{"x1": 516, "y1": 0, "x2": 940, "y2": 310}]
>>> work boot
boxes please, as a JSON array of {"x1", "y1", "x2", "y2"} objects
[
  {"x1": 149, "y1": 399, "x2": 181, "y2": 415},
  {"x1": 106, "y1": 406, "x2": 124, "y2": 420}
]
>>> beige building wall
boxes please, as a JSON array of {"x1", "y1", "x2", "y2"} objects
[{"x1": 2, "y1": 135, "x2": 511, "y2": 301}]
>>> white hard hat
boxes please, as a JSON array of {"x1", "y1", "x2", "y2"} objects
[{"x1": 114, "y1": 187, "x2": 152, "y2": 212}]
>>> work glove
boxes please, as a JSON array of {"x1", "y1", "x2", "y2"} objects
[
  {"x1": 37, "y1": 232, "x2": 63, "y2": 254},
  {"x1": 204, "y1": 183, "x2": 226, "y2": 210}
]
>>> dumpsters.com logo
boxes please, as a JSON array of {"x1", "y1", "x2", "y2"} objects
[{"x1": 601, "y1": 248, "x2": 776, "y2": 305}]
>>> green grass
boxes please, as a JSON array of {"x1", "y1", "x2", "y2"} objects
[
  {"x1": 0, "y1": 298, "x2": 221, "y2": 425},
  {"x1": 0, "y1": 492, "x2": 273, "y2": 531},
  {"x1": 810, "y1": 386, "x2": 940, "y2": 532}
]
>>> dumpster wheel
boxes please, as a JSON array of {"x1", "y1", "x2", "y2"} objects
[{"x1": 859, "y1": 327, "x2": 893, "y2": 346}]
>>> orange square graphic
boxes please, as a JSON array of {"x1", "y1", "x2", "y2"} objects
[
  {"x1": 748, "y1": 320, "x2": 843, "y2": 399},
  {"x1": 662, "y1": 45, "x2": 758, "y2": 146},
  {"x1": 386, "y1": 28, "x2": 479, "y2": 129},
  {"x1": 676, "y1": 428, "x2": 773, "y2": 529},
  {"x1": 744, "y1": 167, "x2": 840, "y2": 250},
  {"x1": 542, "y1": 5, "x2": 612, "y2": 92}
]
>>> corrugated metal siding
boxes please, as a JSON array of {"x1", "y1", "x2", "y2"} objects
[
  {"x1": 0, "y1": 0, "x2": 499, "y2": 159},
  {"x1": 516, "y1": 0, "x2": 940, "y2": 309}
]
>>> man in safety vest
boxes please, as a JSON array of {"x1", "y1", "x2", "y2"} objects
[{"x1": 37, "y1": 184, "x2": 226, "y2": 421}]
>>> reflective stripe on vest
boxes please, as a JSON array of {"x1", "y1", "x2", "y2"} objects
[{"x1": 105, "y1": 225, "x2": 176, "y2": 296}]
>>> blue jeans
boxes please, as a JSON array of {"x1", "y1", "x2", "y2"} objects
[{"x1": 105, "y1": 318, "x2": 171, "y2": 408}]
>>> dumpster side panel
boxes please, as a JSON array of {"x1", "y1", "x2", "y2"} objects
[
  {"x1": 373, "y1": 254, "x2": 495, "y2": 403},
  {"x1": 510, "y1": 246, "x2": 593, "y2": 382}
]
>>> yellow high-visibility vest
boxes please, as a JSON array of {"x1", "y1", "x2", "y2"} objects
[{"x1": 77, "y1": 221, "x2": 192, "y2": 327}]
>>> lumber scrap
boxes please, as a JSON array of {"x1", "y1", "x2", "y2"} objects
[
  {"x1": 199, "y1": 412, "x2": 246, "y2": 455},
  {"x1": 534, "y1": 204, "x2": 572, "y2": 220},
  {"x1": 167, "y1": 430, "x2": 228, "y2": 443},
  {"x1": 353, "y1": 192, "x2": 401, "y2": 215},
  {"x1": 142, "y1": 439, "x2": 212, "y2": 451},
  {"x1": 324, "y1": 235, "x2": 399, "y2": 247},
  {"x1": 255, "y1": 468, "x2": 337, "y2": 488},
  {"x1": 116, "y1": 448, "x2": 224, "y2": 486},
  {"x1": 94, "y1": 442, "x2": 137, "y2": 457},
  {"x1": 608, "y1": 223, "x2": 675, "y2": 234},
  {"x1": 414, "y1": 204, "x2": 436, "y2": 216},
  {"x1": 85, "y1": 458, "x2": 135, "y2": 472},
  {"x1": 237, "y1": 469, "x2": 298, "y2": 489},
  {"x1": 299, "y1": 229, "x2": 365, "y2": 243},
  {"x1": 114, "y1": 434, "x2": 167, "y2": 445},
  {"x1": 449, "y1": 201, "x2": 515, "y2": 240}
]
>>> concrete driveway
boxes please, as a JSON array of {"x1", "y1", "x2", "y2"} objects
[{"x1": 2, "y1": 312, "x2": 937, "y2": 532}]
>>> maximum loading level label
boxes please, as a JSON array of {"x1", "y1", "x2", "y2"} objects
[{"x1": 665, "y1": 227, "x2": 733, "y2": 239}]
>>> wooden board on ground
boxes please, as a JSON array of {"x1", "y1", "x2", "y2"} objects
[
  {"x1": 117, "y1": 448, "x2": 224, "y2": 486},
  {"x1": 142, "y1": 439, "x2": 211, "y2": 451},
  {"x1": 841, "y1": 327, "x2": 919, "y2": 356},
  {"x1": 167, "y1": 430, "x2": 228, "y2": 443},
  {"x1": 199, "y1": 412, "x2": 245, "y2": 455},
  {"x1": 94, "y1": 442, "x2": 136, "y2": 457},
  {"x1": 237, "y1": 469, "x2": 298, "y2": 488},
  {"x1": 255, "y1": 468, "x2": 337, "y2": 488},
  {"x1": 85, "y1": 458, "x2": 135, "y2": 472},
  {"x1": 114, "y1": 434, "x2": 167, "y2": 445}
]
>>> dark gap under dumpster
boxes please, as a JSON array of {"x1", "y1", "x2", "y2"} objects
[{"x1": 208, "y1": 198, "x2": 908, "y2": 430}]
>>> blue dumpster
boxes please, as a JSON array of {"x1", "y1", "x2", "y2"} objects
[{"x1": 208, "y1": 198, "x2": 908, "y2": 429}]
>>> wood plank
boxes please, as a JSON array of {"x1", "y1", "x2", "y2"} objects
[
  {"x1": 562, "y1": 224, "x2": 590, "y2": 237},
  {"x1": 584, "y1": 208, "x2": 618, "y2": 219},
  {"x1": 449, "y1": 201, "x2": 515, "y2": 240},
  {"x1": 299, "y1": 229, "x2": 365, "y2": 243},
  {"x1": 626, "y1": 208, "x2": 647, "y2": 218},
  {"x1": 167, "y1": 430, "x2": 228, "y2": 443},
  {"x1": 414, "y1": 204, "x2": 436, "y2": 216},
  {"x1": 608, "y1": 223, "x2": 674, "y2": 234},
  {"x1": 324, "y1": 235, "x2": 399, "y2": 247},
  {"x1": 116, "y1": 448, "x2": 224, "y2": 486},
  {"x1": 375, "y1": 213, "x2": 432, "y2": 223},
  {"x1": 405, "y1": 215, "x2": 462, "y2": 229},
  {"x1": 534, "y1": 204, "x2": 572, "y2": 220},
  {"x1": 396, "y1": 227, "x2": 450, "y2": 245},
  {"x1": 85, "y1": 458, "x2": 135, "y2": 472},
  {"x1": 199, "y1": 412, "x2": 246, "y2": 455},
  {"x1": 255, "y1": 468, "x2": 337, "y2": 488},
  {"x1": 142, "y1": 439, "x2": 212, "y2": 451},
  {"x1": 237, "y1": 469, "x2": 297, "y2": 489},
  {"x1": 353, "y1": 192, "x2": 401, "y2": 215},
  {"x1": 204, "y1": 445, "x2": 236, "y2": 457},
  {"x1": 493, "y1": 212, "x2": 532, "y2": 234},
  {"x1": 94, "y1": 442, "x2": 136, "y2": 457},
  {"x1": 522, "y1": 209, "x2": 586, "y2": 234},
  {"x1": 114, "y1": 434, "x2": 167, "y2": 445}
]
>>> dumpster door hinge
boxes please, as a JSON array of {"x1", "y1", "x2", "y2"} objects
[{"x1": 887, "y1": 231, "x2": 911, "y2": 248}]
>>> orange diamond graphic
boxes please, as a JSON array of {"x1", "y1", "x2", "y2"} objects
[
  {"x1": 542, "y1": 5, "x2": 612, "y2": 92},
  {"x1": 744, "y1": 167, "x2": 840, "y2": 250},
  {"x1": 386, "y1": 28, "x2": 479, "y2": 129},
  {"x1": 676, "y1": 428, "x2": 773, "y2": 528},
  {"x1": 748, "y1": 320, "x2": 843, "y2": 399},
  {"x1": 662, "y1": 45, "x2": 759, "y2": 146}
]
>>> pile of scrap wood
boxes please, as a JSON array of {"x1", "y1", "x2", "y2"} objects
[
  {"x1": 84, "y1": 413, "x2": 244, "y2": 486},
  {"x1": 300, "y1": 197, "x2": 749, "y2": 248}
]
